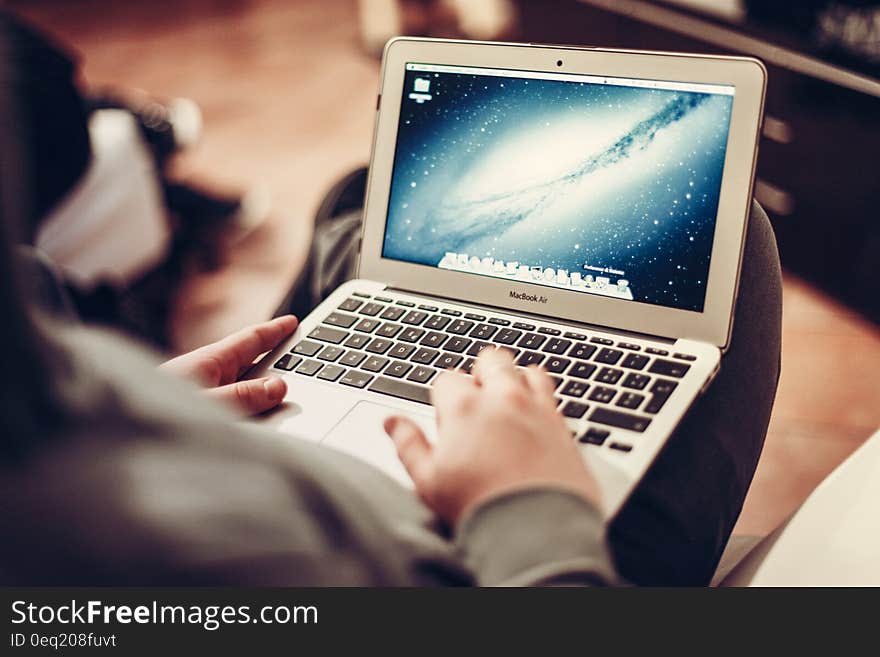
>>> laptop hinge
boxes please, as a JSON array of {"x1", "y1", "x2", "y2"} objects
[{"x1": 384, "y1": 286, "x2": 676, "y2": 344}]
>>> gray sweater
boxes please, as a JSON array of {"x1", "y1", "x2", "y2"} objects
[{"x1": 0, "y1": 323, "x2": 618, "y2": 586}]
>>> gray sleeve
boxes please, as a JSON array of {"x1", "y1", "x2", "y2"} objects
[{"x1": 454, "y1": 488, "x2": 621, "y2": 587}]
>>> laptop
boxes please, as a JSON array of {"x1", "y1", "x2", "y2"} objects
[{"x1": 251, "y1": 38, "x2": 766, "y2": 518}]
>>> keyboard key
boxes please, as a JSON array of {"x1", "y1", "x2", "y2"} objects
[
  {"x1": 379, "y1": 306, "x2": 406, "y2": 321},
  {"x1": 569, "y1": 362, "x2": 597, "y2": 380},
  {"x1": 344, "y1": 333, "x2": 370, "y2": 349},
  {"x1": 622, "y1": 372, "x2": 651, "y2": 390},
  {"x1": 317, "y1": 364, "x2": 345, "y2": 382},
  {"x1": 340, "y1": 370, "x2": 373, "y2": 388},
  {"x1": 595, "y1": 348, "x2": 623, "y2": 364},
  {"x1": 376, "y1": 322, "x2": 403, "y2": 338},
  {"x1": 621, "y1": 353, "x2": 650, "y2": 370},
  {"x1": 407, "y1": 366, "x2": 437, "y2": 384},
  {"x1": 460, "y1": 358, "x2": 476, "y2": 374},
  {"x1": 362, "y1": 356, "x2": 389, "y2": 373},
  {"x1": 645, "y1": 347, "x2": 669, "y2": 356},
  {"x1": 292, "y1": 340, "x2": 322, "y2": 357},
  {"x1": 444, "y1": 336, "x2": 471, "y2": 353},
  {"x1": 470, "y1": 324, "x2": 497, "y2": 340},
  {"x1": 590, "y1": 337, "x2": 614, "y2": 345},
  {"x1": 340, "y1": 351, "x2": 366, "y2": 367},
  {"x1": 497, "y1": 345, "x2": 520, "y2": 358},
  {"x1": 549, "y1": 375, "x2": 563, "y2": 390},
  {"x1": 610, "y1": 442, "x2": 633, "y2": 453},
  {"x1": 617, "y1": 342, "x2": 641, "y2": 351},
  {"x1": 564, "y1": 331, "x2": 588, "y2": 340},
  {"x1": 435, "y1": 353, "x2": 463, "y2": 369},
  {"x1": 352, "y1": 292, "x2": 371, "y2": 298},
  {"x1": 616, "y1": 392, "x2": 645, "y2": 410},
  {"x1": 543, "y1": 338, "x2": 572, "y2": 355},
  {"x1": 579, "y1": 427, "x2": 610, "y2": 445},
  {"x1": 467, "y1": 341, "x2": 494, "y2": 357},
  {"x1": 562, "y1": 401, "x2": 590, "y2": 419},
  {"x1": 387, "y1": 343, "x2": 416, "y2": 360},
  {"x1": 674, "y1": 353, "x2": 698, "y2": 361},
  {"x1": 385, "y1": 361, "x2": 413, "y2": 378},
  {"x1": 358, "y1": 302, "x2": 385, "y2": 316},
  {"x1": 591, "y1": 408, "x2": 651, "y2": 433},
  {"x1": 538, "y1": 327, "x2": 561, "y2": 336},
  {"x1": 648, "y1": 359, "x2": 691, "y2": 378},
  {"x1": 513, "y1": 322, "x2": 535, "y2": 331},
  {"x1": 324, "y1": 312, "x2": 358, "y2": 329},
  {"x1": 338, "y1": 298, "x2": 363, "y2": 312},
  {"x1": 569, "y1": 343, "x2": 597, "y2": 360},
  {"x1": 517, "y1": 351, "x2": 545, "y2": 367},
  {"x1": 402, "y1": 311, "x2": 429, "y2": 326},
  {"x1": 489, "y1": 317, "x2": 510, "y2": 326},
  {"x1": 308, "y1": 326, "x2": 348, "y2": 344},
  {"x1": 420, "y1": 331, "x2": 448, "y2": 348},
  {"x1": 518, "y1": 333, "x2": 546, "y2": 349},
  {"x1": 418, "y1": 304, "x2": 438, "y2": 312},
  {"x1": 411, "y1": 348, "x2": 439, "y2": 365},
  {"x1": 544, "y1": 357, "x2": 570, "y2": 374},
  {"x1": 424, "y1": 315, "x2": 451, "y2": 330},
  {"x1": 561, "y1": 380, "x2": 589, "y2": 398},
  {"x1": 273, "y1": 354, "x2": 301, "y2": 371},
  {"x1": 295, "y1": 359, "x2": 323, "y2": 376},
  {"x1": 644, "y1": 378, "x2": 678, "y2": 414},
  {"x1": 395, "y1": 300, "x2": 415, "y2": 307},
  {"x1": 365, "y1": 338, "x2": 393, "y2": 354},
  {"x1": 399, "y1": 328, "x2": 425, "y2": 342},
  {"x1": 369, "y1": 377, "x2": 431, "y2": 404},
  {"x1": 441, "y1": 308, "x2": 462, "y2": 316},
  {"x1": 588, "y1": 386, "x2": 617, "y2": 404},
  {"x1": 447, "y1": 319, "x2": 475, "y2": 335},
  {"x1": 354, "y1": 319, "x2": 380, "y2": 333},
  {"x1": 375, "y1": 296, "x2": 393, "y2": 303},
  {"x1": 318, "y1": 346, "x2": 345, "y2": 361},
  {"x1": 464, "y1": 313, "x2": 486, "y2": 321},
  {"x1": 595, "y1": 367, "x2": 623, "y2": 385},
  {"x1": 493, "y1": 328, "x2": 522, "y2": 345}
]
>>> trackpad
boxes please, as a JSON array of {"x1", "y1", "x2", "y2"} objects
[{"x1": 321, "y1": 401, "x2": 436, "y2": 488}]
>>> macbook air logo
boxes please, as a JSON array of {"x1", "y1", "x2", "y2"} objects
[{"x1": 510, "y1": 290, "x2": 548, "y2": 304}]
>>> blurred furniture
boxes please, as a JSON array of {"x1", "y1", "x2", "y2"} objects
[
  {"x1": 513, "y1": 0, "x2": 880, "y2": 323},
  {"x1": 719, "y1": 426, "x2": 880, "y2": 586}
]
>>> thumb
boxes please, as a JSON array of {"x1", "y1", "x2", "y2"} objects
[
  {"x1": 206, "y1": 376, "x2": 287, "y2": 415},
  {"x1": 384, "y1": 416, "x2": 433, "y2": 493}
]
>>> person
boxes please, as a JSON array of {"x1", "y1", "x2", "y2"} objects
[{"x1": 0, "y1": 17, "x2": 782, "y2": 587}]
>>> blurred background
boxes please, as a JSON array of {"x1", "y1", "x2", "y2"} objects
[{"x1": 7, "y1": 0, "x2": 879, "y2": 541}]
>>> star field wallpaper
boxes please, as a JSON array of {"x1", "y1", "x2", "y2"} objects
[{"x1": 382, "y1": 66, "x2": 734, "y2": 312}]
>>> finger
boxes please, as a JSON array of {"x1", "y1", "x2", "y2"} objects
[
  {"x1": 384, "y1": 416, "x2": 434, "y2": 493},
  {"x1": 431, "y1": 369, "x2": 478, "y2": 427},
  {"x1": 522, "y1": 365, "x2": 557, "y2": 409},
  {"x1": 472, "y1": 347, "x2": 519, "y2": 390},
  {"x1": 203, "y1": 315, "x2": 299, "y2": 384},
  {"x1": 205, "y1": 376, "x2": 287, "y2": 415}
]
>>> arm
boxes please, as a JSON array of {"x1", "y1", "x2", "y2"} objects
[{"x1": 384, "y1": 349, "x2": 620, "y2": 586}]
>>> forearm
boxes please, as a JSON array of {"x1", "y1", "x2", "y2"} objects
[{"x1": 455, "y1": 488, "x2": 621, "y2": 587}]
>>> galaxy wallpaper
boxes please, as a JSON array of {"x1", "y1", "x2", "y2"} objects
[{"x1": 382, "y1": 67, "x2": 734, "y2": 312}]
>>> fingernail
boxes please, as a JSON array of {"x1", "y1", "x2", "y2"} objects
[
  {"x1": 383, "y1": 416, "x2": 401, "y2": 440},
  {"x1": 264, "y1": 377, "x2": 286, "y2": 402}
]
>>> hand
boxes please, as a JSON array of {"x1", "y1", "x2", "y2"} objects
[
  {"x1": 160, "y1": 315, "x2": 299, "y2": 415},
  {"x1": 384, "y1": 348, "x2": 600, "y2": 526}
]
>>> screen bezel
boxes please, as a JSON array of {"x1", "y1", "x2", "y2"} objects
[{"x1": 359, "y1": 38, "x2": 766, "y2": 348}]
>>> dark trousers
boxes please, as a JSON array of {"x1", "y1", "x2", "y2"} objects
[{"x1": 278, "y1": 170, "x2": 782, "y2": 586}]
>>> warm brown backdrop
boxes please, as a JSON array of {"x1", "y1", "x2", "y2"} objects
[{"x1": 11, "y1": 0, "x2": 880, "y2": 538}]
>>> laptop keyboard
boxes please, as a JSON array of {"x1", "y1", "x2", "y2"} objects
[{"x1": 272, "y1": 291, "x2": 697, "y2": 453}]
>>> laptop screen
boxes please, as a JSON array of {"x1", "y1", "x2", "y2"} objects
[{"x1": 381, "y1": 63, "x2": 735, "y2": 313}]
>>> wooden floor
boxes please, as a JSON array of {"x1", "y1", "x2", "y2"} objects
[{"x1": 13, "y1": 0, "x2": 880, "y2": 538}]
